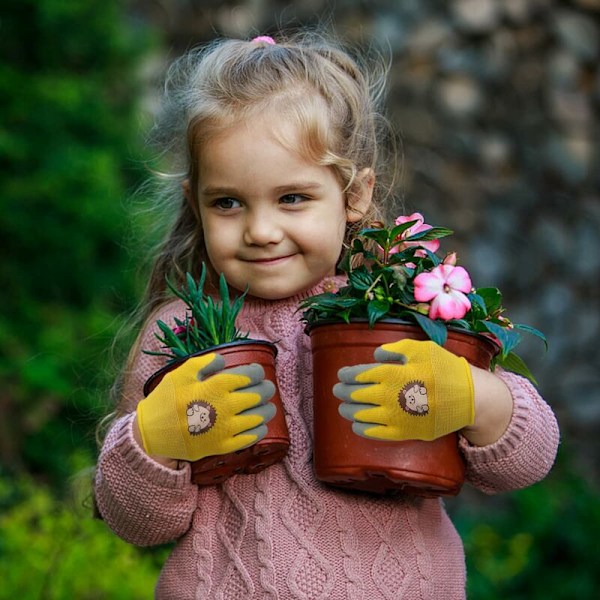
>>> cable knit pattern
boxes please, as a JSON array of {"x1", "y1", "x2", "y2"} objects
[{"x1": 94, "y1": 279, "x2": 559, "y2": 599}]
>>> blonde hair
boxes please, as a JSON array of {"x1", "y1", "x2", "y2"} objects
[{"x1": 142, "y1": 31, "x2": 395, "y2": 318}]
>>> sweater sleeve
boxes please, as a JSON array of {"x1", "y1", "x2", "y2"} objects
[
  {"x1": 95, "y1": 413, "x2": 198, "y2": 546},
  {"x1": 94, "y1": 300, "x2": 198, "y2": 546},
  {"x1": 459, "y1": 369, "x2": 560, "y2": 495}
]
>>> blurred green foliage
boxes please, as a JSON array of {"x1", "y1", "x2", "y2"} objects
[
  {"x1": 453, "y1": 450, "x2": 600, "y2": 599},
  {"x1": 0, "y1": 0, "x2": 153, "y2": 487},
  {"x1": 0, "y1": 472, "x2": 169, "y2": 599}
]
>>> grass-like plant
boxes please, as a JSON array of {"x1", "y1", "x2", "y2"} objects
[{"x1": 144, "y1": 263, "x2": 249, "y2": 364}]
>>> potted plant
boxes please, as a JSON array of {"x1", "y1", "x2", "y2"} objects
[
  {"x1": 300, "y1": 213, "x2": 546, "y2": 496},
  {"x1": 143, "y1": 263, "x2": 289, "y2": 485}
]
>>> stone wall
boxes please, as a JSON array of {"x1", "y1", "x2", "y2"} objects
[{"x1": 132, "y1": 0, "x2": 600, "y2": 478}]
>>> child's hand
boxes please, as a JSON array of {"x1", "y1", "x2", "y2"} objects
[
  {"x1": 333, "y1": 339, "x2": 474, "y2": 442},
  {"x1": 136, "y1": 353, "x2": 276, "y2": 461}
]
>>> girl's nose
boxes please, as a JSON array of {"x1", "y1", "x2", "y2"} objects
[{"x1": 243, "y1": 211, "x2": 284, "y2": 246}]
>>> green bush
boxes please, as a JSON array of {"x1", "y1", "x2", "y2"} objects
[
  {"x1": 452, "y1": 450, "x2": 600, "y2": 599},
  {"x1": 0, "y1": 473, "x2": 169, "y2": 599},
  {"x1": 0, "y1": 0, "x2": 155, "y2": 486}
]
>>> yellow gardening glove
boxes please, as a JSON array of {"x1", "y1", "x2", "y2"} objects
[
  {"x1": 334, "y1": 339, "x2": 474, "y2": 442},
  {"x1": 136, "y1": 353, "x2": 276, "y2": 461}
]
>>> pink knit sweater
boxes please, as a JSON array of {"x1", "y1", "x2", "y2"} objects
[{"x1": 95, "y1": 281, "x2": 559, "y2": 599}]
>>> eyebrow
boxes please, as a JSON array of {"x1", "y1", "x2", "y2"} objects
[{"x1": 201, "y1": 182, "x2": 324, "y2": 196}]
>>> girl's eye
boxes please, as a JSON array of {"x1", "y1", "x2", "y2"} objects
[
  {"x1": 280, "y1": 194, "x2": 307, "y2": 205},
  {"x1": 214, "y1": 198, "x2": 240, "y2": 210}
]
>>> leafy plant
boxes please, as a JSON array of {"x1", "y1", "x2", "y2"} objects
[
  {"x1": 301, "y1": 213, "x2": 546, "y2": 382},
  {"x1": 144, "y1": 263, "x2": 249, "y2": 364}
]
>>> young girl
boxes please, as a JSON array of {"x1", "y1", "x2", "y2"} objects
[{"x1": 95, "y1": 33, "x2": 560, "y2": 599}]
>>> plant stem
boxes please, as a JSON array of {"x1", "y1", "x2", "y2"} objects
[{"x1": 364, "y1": 273, "x2": 383, "y2": 300}]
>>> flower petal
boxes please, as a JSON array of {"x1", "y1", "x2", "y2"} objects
[
  {"x1": 395, "y1": 212, "x2": 425, "y2": 227},
  {"x1": 414, "y1": 269, "x2": 445, "y2": 302},
  {"x1": 430, "y1": 289, "x2": 471, "y2": 320},
  {"x1": 445, "y1": 265, "x2": 472, "y2": 293}
]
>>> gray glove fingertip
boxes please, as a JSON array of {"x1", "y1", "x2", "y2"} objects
[
  {"x1": 246, "y1": 379, "x2": 276, "y2": 403},
  {"x1": 351, "y1": 421, "x2": 374, "y2": 439},
  {"x1": 337, "y1": 364, "x2": 371, "y2": 384},
  {"x1": 225, "y1": 363, "x2": 265, "y2": 386},
  {"x1": 241, "y1": 401, "x2": 276, "y2": 423},
  {"x1": 196, "y1": 353, "x2": 226, "y2": 379},
  {"x1": 333, "y1": 382, "x2": 372, "y2": 402},
  {"x1": 338, "y1": 401, "x2": 362, "y2": 421},
  {"x1": 239, "y1": 423, "x2": 269, "y2": 444},
  {"x1": 333, "y1": 382, "x2": 352, "y2": 402},
  {"x1": 373, "y1": 347, "x2": 407, "y2": 364}
]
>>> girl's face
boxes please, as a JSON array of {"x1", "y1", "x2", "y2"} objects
[{"x1": 193, "y1": 114, "x2": 372, "y2": 300}]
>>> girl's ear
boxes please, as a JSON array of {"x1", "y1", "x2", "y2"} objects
[
  {"x1": 182, "y1": 179, "x2": 200, "y2": 220},
  {"x1": 346, "y1": 168, "x2": 375, "y2": 223}
]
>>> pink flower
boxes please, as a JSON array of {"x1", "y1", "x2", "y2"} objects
[
  {"x1": 391, "y1": 212, "x2": 440, "y2": 255},
  {"x1": 414, "y1": 264, "x2": 472, "y2": 321},
  {"x1": 173, "y1": 317, "x2": 196, "y2": 338},
  {"x1": 173, "y1": 325, "x2": 187, "y2": 337},
  {"x1": 322, "y1": 278, "x2": 339, "y2": 294}
]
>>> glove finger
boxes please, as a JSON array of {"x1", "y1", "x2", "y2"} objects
[
  {"x1": 351, "y1": 421, "x2": 379, "y2": 439},
  {"x1": 238, "y1": 379, "x2": 276, "y2": 404},
  {"x1": 222, "y1": 431, "x2": 262, "y2": 454},
  {"x1": 333, "y1": 382, "x2": 372, "y2": 403},
  {"x1": 194, "y1": 353, "x2": 226, "y2": 380},
  {"x1": 373, "y1": 346, "x2": 408, "y2": 364},
  {"x1": 236, "y1": 423, "x2": 268, "y2": 445},
  {"x1": 352, "y1": 422, "x2": 395, "y2": 440},
  {"x1": 223, "y1": 363, "x2": 265, "y2": 387},
  {"x1": 337, "y1": 363, "x2": 381, "y2": 384},
  {"x1": 338, "y1": 400, "x2": 378, "y2": 422},
  {"x1": 239, "y1": 401, "x2": 276, "y2": 424}
]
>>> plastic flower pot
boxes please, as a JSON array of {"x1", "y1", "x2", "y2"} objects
[
  {"x1": 307, "y1": 320, "x2": 499, "y2": 497},
  {"x1": 143, "y1": 340, "x2": 289, "y2": 485}
]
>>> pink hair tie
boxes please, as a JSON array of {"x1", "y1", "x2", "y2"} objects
[{"x1": 251, "y1": 36, "x2": 276, "y2": 45}]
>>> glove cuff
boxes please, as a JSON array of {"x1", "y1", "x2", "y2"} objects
[{"x1": 433, "y1": 355, "x2": 474, "y2": 439}]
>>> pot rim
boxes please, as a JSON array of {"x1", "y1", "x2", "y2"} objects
[
  {"x1": 143, "y1": 338, "x2": 277, "y2": 397},
  {"x1": 304, "y1": 317, "x2": 501, "y2": 352}
]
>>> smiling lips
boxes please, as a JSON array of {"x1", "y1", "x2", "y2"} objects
[{"x1": 245, "y1": 254, "x2": 296, "y2": 265}]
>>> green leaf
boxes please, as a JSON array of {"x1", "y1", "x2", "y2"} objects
[
  {"x1": 338, "y1": 251, "x2": 352, "y2": 274},
  {"x1": 476, "y1": 287, "x2": 503, "y2": 313},
  {"x1": 389, "y1": 220, "x2": 418, "y2": 241},
  {"x1": 348, "y1": 267, "x2": 373, "y2": 291},
  {"x1": 481, "y1": 321, "x2": 521, "y2": 357},
  {"x1": 412, "y1": 312, "x2": 448, "y2": 346},
  {"x1": 156, "y1": 320, "x2": 187, "y2": 351},
  {"x1": 468, "y1": 292, "x2": 488, "y2": 316},
  {"x1": 352, "y1": 238, "x2": 365, "y2": 252},
  {"x1": 404, "y1": 226, "x2": 453, "y2": 242},
  {"x1": 513, "y1": 323, "x2": 548, "y2": 350},
  {"x1": 367, "y1": 300, "x2": 390, "y2": 326},
  {"x1": 358, "y1": 228, "x2": 390, "y2": 249},
  {"x1": 219, "y1": 272, "x2": 230, "y2": 335},
  {"x1": 497, "y1": 352, "x2": 538, "y2": 385}
]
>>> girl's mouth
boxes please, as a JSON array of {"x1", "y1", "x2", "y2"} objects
[{"x1": 246, "y1": 254, "x2": 296, "y2": 265}]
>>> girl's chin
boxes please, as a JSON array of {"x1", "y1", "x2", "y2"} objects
[{"x1": 245, "y1": 280, "x2": 324, "y2": 301}]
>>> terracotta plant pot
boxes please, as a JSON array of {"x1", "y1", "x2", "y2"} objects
[
  {"x1": 143, "y1": 340, "x2": 289, "y2": 485},
  {"x1": 307, "y1": 320, "x2": 498, "y2": 497}
]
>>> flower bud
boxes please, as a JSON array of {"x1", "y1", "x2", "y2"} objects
[
  {"x1": 411, "y1": 303, "x2": 431, "y2": 315},
  {"x1": 173, "y1": 325, "x2": 187, "y2": 337},
  {"x1": 374, "y1": 288, "x2": 386, "y2": 301},
  {"x1": 443, "y1": 252, "x2": 457, "y2": 266}
]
